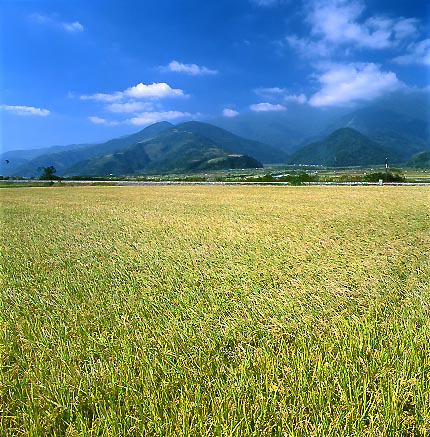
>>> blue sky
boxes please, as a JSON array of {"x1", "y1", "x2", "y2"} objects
[{"x1": 1, "y1": 0, "x2": 429, "y2": 151}]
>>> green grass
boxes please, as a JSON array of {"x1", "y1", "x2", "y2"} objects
[
  {"x1": 0, "y1": 181, "x2": 58, "y2": 188},
  {"x1": 1, "y1": 186, "x2": 429, "y2": 436}
]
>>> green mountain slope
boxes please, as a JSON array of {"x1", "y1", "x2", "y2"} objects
[
  {"x1": 175, "y1": 121, "x2": 288, "y2": 164},
  {"x1": 7, "y1": 122, "x2": 173, "y2": 177},
  {"x1": 406, "y1": 151, "x2": 430, "y2": 168},
  {"x1": 68, "y1": 128, "x2": 263, "y2": 176},
  {"x1": 7, "y1": 121, "x2": 273, "y2": 177},
  {"x1": 288, "y1": 128, "x2": 394, "y2": 167}
]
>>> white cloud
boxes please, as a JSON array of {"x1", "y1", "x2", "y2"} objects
[
  {"x1": 249, "y1": 102, "x2": 286, "y2": 112},
  {"x1": 106, "y1": 102, "x2": 154, "y2": 113},
  {"x1": 88, "y1": 116, "x2": 119, "y2": 126},
  {"x1": 124, "y1": 82, "x2": 185, "y2": 99},
  {"x1": 30, "y1": 13, "x2": 50, "y2": 25},
  {"x1": 309, "y1": 63, "x2": 401, "y2": 107},
  {"x1": 80, "y1": 92, "x2": 123, "y2": 102},
  {"x1": 223, "y1": 108, "x2": 239, "y2": 117},
  {"x1": 285, "y1": 35, "x2": 330, "y2": 58},
  {"x1": 88, "y1": 116, "x2": 107, "y2": 124},
  {"x1": 62, "y1": 21, "x2": 84, "y2": 32},
  {"x1": 163, "y1": 60, "x2": 218, "y2": 76},
  {"x1": 255, "y1": 87, "x2": 286, "y2": 98},
  {"x1": 393, "y1": 39, "x2": 430, "y2": 66},
  {"x1": 286, "y1": 0, "x2": 421, "y2": 58},
  {"x1": 307, "y1": 0, "x2": 390, "y2": 49},
  {"x1": 127, "y1": 111, "x2": 191, "y2": 126},
  {"x1": 1, "y1": 104, "x2": 50, "y2": 116},
  {"x1": 80, "y1": 82, "x2": 185, "y2": 102},
  {"x1": 392, "y1": 18, "x2": 420, "y2": 41},
  {"x1": 29, "y1": 13, "x2": 84, "y2": 33}
]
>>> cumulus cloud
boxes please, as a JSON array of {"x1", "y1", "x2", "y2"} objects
[
  {"x1": 106, "y1": 102, "x2": 154, "y2": 113},
  {"x1": 80, "y1": 82, "x2": 186, "y2": 102},
  {"x1": 1, "y1": 104, "x2": 50, "y2": 116},
  {"x1": 307, "y1": 0, "x2": 390, "y2": 49},
  {"x1": 162, "y1": 60, "x2": 218, "y2": 76},
  {"x1": 30, "y1": 13, "x2": 84, "y2": 33},
  {"x1": 393, "y1": 39, "x2": 430, "y2": 66},
  {"x1": 286, "y1": 0, "x2": 420, "y2": 57},
  {"x1": 81, "y1": 83, "x2": 190, "y2": 126},
  {"x1": 124, "y1": 82, "x2": 185, "y2": 99},
  {"x1": 250, "y1": 102, "x2": 286, "y2": 112},
  {"x1": 223, "y1": 108, "x2": 239, "y2": 117},
  {"x1": 308, "y1": 63, "x2": 401, "y2": 107},
  {"x1": 127, "y1": 111, "x2": 191, "y2": 126}
]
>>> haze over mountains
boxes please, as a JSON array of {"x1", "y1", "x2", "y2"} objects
[{"x1": 2, "y1": 92, "x2": 429, "y2": 176}]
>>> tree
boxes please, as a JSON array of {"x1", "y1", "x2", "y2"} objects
[{"x1": 39, "y1": 166, "x2": 58, "y2": 181}]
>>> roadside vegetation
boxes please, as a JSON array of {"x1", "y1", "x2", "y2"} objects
[
  {"x1": 1, "y1": 186, "x2": 430, "y2": 436},
  {"x1": 2, "y1": 165, "x2": 429, "y2": 187}
]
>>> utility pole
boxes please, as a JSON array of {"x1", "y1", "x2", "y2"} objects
[{"x1": 385, "y1": 157, "x2": 389, "y2": 182}]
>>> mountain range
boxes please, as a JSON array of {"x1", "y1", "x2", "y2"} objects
[
  {"x1": 2, "y1": 122, "x2": 269, "y2": 177},
  {"x1": 1, "y1": 91, "x2": 429, "y2": 176},
  {"x1": 212, "y1": 91, "x2": 429, "y2": 160}
]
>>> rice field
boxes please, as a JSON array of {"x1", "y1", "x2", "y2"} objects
[{"x1": 1, "y1": 185, "x2": 429, "y2": 436}]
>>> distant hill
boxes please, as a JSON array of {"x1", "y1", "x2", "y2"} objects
[
  {"x1": 66, "y1": 128, "x2": 263, "y2": 176},
  {"x1": 325, "y1": 106, "x2": 429, "y2": 161},
  {"x1": 406, "y1": 151, "x2": 430, "y2": 168},
  {"x1": 1, "y1": 143, "x2": 91, "y2": 174},
  {"x1": 5, "y1": 122, "x2": 174, "y2": 177},
  {"x1": 288, "y1": 128, "x2": 394, "y2": 167}
]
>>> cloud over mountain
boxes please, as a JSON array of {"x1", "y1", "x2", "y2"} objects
[
  {"x1": 309, "y1": 63, "x2": 401, "y2": 107},
  {"x1": 126, "y1": 111, "x2": 192, "y2": 126},
  {"x1": 106, "y1": 102, "x2": 155, "y2": 113},
  {"x1": 81, "y1": 82, "x2": 185, "y2": 102}
]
